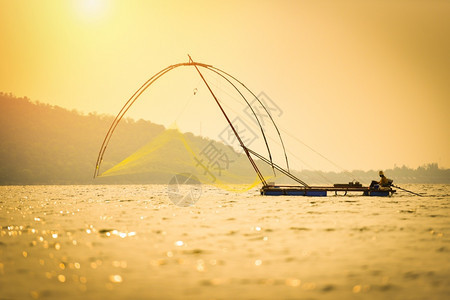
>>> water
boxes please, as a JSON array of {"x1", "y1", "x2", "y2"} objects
[{"x1": 0, "y1": 184, "x2": 449, "y2": 299}]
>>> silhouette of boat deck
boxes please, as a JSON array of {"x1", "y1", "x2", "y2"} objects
[{"x1": 260, "y1": 185, "x2": 396, "y2": 197}]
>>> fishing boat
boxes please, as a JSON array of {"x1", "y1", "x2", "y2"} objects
[
  {"x1": 260, "y1": 184, "x2": 395, "y2": 197},
  {"x1": 94, "y1": 56, "x2": 403, "y2": 197}
]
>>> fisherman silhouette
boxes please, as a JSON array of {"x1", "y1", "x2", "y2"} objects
[{"x1": 370, "y1": 171, "x2": 393, "y2": 189}]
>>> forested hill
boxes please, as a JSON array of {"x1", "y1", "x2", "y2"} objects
[
  {"x1": 1, "y1": 93, "x2": 449, "y2": 185},
  {"x1": 0, "y1": 93, "x2": 169, "y2": 184}
]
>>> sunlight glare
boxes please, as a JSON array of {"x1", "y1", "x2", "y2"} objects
[{"x1": 76, "y1": 0, "x2": 108, "y2": 19}]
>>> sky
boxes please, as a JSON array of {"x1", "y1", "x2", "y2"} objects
[{"x1": 1, "y1": 0, "x2": 449, "y2": 172}]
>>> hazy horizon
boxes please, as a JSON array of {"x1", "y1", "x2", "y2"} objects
[{"x1": 1, "y1": 93, "x2": 449, "y2": 184}]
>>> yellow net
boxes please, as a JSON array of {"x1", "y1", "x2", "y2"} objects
[{"x1": 100, "y1": 124, "x2": 271, "y2": 192}]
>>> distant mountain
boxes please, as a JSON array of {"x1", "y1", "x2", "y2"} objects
[
  {"x1": 0, "y1": 92, "x2": 449, "y2": 185},
  {"x1": 0, "y1": 93, "x2": 155, "y2": 183}
]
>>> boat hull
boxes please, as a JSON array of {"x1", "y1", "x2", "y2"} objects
[
  {"x1": 362, "y1": 190, "x2": 392, "y2": 197},
  {"x1": 262, "y1": 189, "x2": 327, "y2": 197},
  {"x1": 260, "y1": 185, "x2": 395, "y2": 197}
]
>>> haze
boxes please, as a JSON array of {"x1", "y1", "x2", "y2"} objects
[{"x1": 1, "y1": 0, "x2": 448, "y2": 172}]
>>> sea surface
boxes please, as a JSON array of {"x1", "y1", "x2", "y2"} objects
[{"x1": 0, "y1": 184, "x2": 449, "y2": 299}]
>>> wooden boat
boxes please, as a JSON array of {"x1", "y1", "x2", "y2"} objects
[{"x1": 260, "y1": 184, "x2": 396, "y2": 197}]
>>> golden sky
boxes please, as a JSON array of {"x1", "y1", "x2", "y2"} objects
[{"x1": 1, "y1": 0, "x2": 449, "y2": 171}]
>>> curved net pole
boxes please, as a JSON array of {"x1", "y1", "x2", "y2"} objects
[
  {"x1": 95, "y1": 63, "x2": 204, "y2": 177},
  {"x1": 94, "y1": 65, "x2": 175, "y2": 177},
  {"x1": 207, "y1": 66, "x2": 291, "y2": 172},
  {"x1": 199, "y1": 66, "x2": 275, "y2": 176},
  {"x1": 94, "y1": 61, "x2": 215, "y2": 177},
  {"x1": 95, "y1": 66, "x2": 169, "y2": 177}
]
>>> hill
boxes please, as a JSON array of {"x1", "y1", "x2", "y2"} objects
[{"x1": 0, "y1": 93, "x2": 154, "y2": 183}]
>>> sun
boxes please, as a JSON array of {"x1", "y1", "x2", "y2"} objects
[{"x1": 75, "y1": 0, "x2": 108, "y2": 19}]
